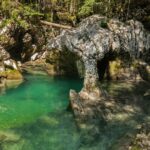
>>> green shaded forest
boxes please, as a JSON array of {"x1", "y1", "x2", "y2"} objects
[{"x1": 0, "y1": 0, "x2": 150, "y2": 28}]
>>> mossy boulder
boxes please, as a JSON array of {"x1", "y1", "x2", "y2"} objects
[
  {"x1": 0, "y1": 130, "x2": 20, "y2": 143},
  {"x1": 0, "y1": 69, "x2": 23, "y2": 80}
]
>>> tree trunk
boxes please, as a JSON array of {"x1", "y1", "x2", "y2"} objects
[{"x1": 70, "y1": 0, "x2": 78, "y2": 15}]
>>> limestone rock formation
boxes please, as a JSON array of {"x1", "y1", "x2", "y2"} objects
[
  {"x1": 0, "y1": 18, "x2": 49, "y2": 82},
  {"x1": 47, "y1": 15, "x2": 149, "y2": 92},
  {"x1": 47, "y1": 15, "x2": 150, "y2": 130},
  {"x1": 0, "y1": 23, "x2": 23, "y2": 85}
]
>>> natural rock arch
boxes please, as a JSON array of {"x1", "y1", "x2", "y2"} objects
[
  {"x1": 47, "y1": 15, "x2": 150, "y2": 96},
  {"x1": 46, "y1": 15, "x2": 150, "y2": 131}
]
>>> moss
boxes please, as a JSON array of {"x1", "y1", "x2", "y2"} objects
[
  {"x1": 78, "y1": 0, "x2": 95, "y2": 17},
  {"x1": 109, "y1": 59, "x2": 122, "y2": 79},
  {"x1": 57, "y1": 12, "x2": 76, "y2": 24},
  {"x1": 0, "y1": 35, "x2": 9, "y2": 43},
  {"x1": 131, "y1": 146, "x2": 141, "y2": 150},
  {"x1": 108, "y1": 58, "x2": 140, "y2": 80},
  {"x1": 100, "y1": 21, "x2": 108, "y2": 28},
  {"x1": 0, "y1": 69, "x2": 23, "y2": 80}
]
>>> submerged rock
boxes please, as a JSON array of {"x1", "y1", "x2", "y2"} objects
[
  {"x1": 38, "y1": 115, "x2": 59, "y2": 126},
  {"x1": 0, "y1": 130, "x2": 20, "y2": 143}
]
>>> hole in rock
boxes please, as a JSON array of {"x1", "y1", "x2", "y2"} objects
[
  {"x1": 97, "y1": 52, "x2": 116, "y2": 81},
  {"x1": 46, "y1": 49, "x2": 83, "y2": 78}
]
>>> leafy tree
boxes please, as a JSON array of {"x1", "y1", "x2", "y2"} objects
[{"x1": 0, "y1": 0, "x2": 43, "y2": 29}]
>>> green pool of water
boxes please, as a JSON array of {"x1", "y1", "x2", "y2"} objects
[
  {"x1": 0, "y1": 75, "x2": 149, "y2": 150},
  {"x1": 0, "y1": 75, "x2": 83, "y2": 129}
]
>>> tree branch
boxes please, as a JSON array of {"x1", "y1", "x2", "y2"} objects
[{"x1": 40, "y1": 20, "x2": 73, "y2": 30}]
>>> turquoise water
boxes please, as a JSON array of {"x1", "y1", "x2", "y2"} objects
[
  {"x1": 0, "y1": 75, "x2": 149, "y2": 150},
  {"x1": 0, "y1": 75, "x2": 82, "y2": 129}
]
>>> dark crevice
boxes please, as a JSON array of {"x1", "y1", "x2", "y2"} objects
[
  {"x1": 46, "y1": 49, "x2": 80, "y2": 78},
  {"x1": 6, "y1": 29, "x2": 25, "y2": 61},
  {"x1": 97, "y1": 57, "x2": 110, "y2": 81},
  {"x1": 97, "y1": 51, "x2": 117, "y2": 81}
]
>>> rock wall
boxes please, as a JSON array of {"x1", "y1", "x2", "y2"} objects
[
  {"x1": 0, "y1": 21, "x2": 47, "y2": 62},
  {"x1": 0, "y1": 18, "x2": 49, "y2": 82}
]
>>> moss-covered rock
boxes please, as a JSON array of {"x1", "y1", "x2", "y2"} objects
[
  {"x1": 0, "y1": 69, "x2": 23, "y2": 80},
  {"x1": 108, "y1": 59, "x2": 141, "y2": 81}
]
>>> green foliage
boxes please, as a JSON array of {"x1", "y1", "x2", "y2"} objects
[
  {"x1": 0, "y1": 0, "x2": 43, "y2": 29},
  {"x1": 77, "y1": 0, "x2": 133, "y2": 20},
  {"x1": 77, "y1": 0, "x2": 126, "y2": 18},
  {"x1": 78, "y1": 0, "x2": 95, "y2": 17},
  {"x1": 0, "y1": 0, "x2": 148, "y2": 28}
]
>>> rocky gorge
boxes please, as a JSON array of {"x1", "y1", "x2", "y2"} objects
[{"x1": 0, "y1": 2, "x2": 150, "y2": 149}]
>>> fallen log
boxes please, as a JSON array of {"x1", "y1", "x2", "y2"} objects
[{"x1": 40, "y1": 20, "x2": 73, "y2": 30}]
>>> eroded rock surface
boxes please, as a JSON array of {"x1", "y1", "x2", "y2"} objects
[
  {"x1": 47, "y1": 15, "x2": 150, "y2": 135},
  {"x1": 0, "y1": 46, "x2": 23, "y2": 86},
  {"x1": 0, "y1": 18, "x2": 48, "y2": 84},
  {"x1": 47, "y1": 15, "x2": 150, "y2": 91}
]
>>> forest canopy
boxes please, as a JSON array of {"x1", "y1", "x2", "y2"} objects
[{"x1": 0, "y1": 0, "x2": 150, "y2": 28}]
